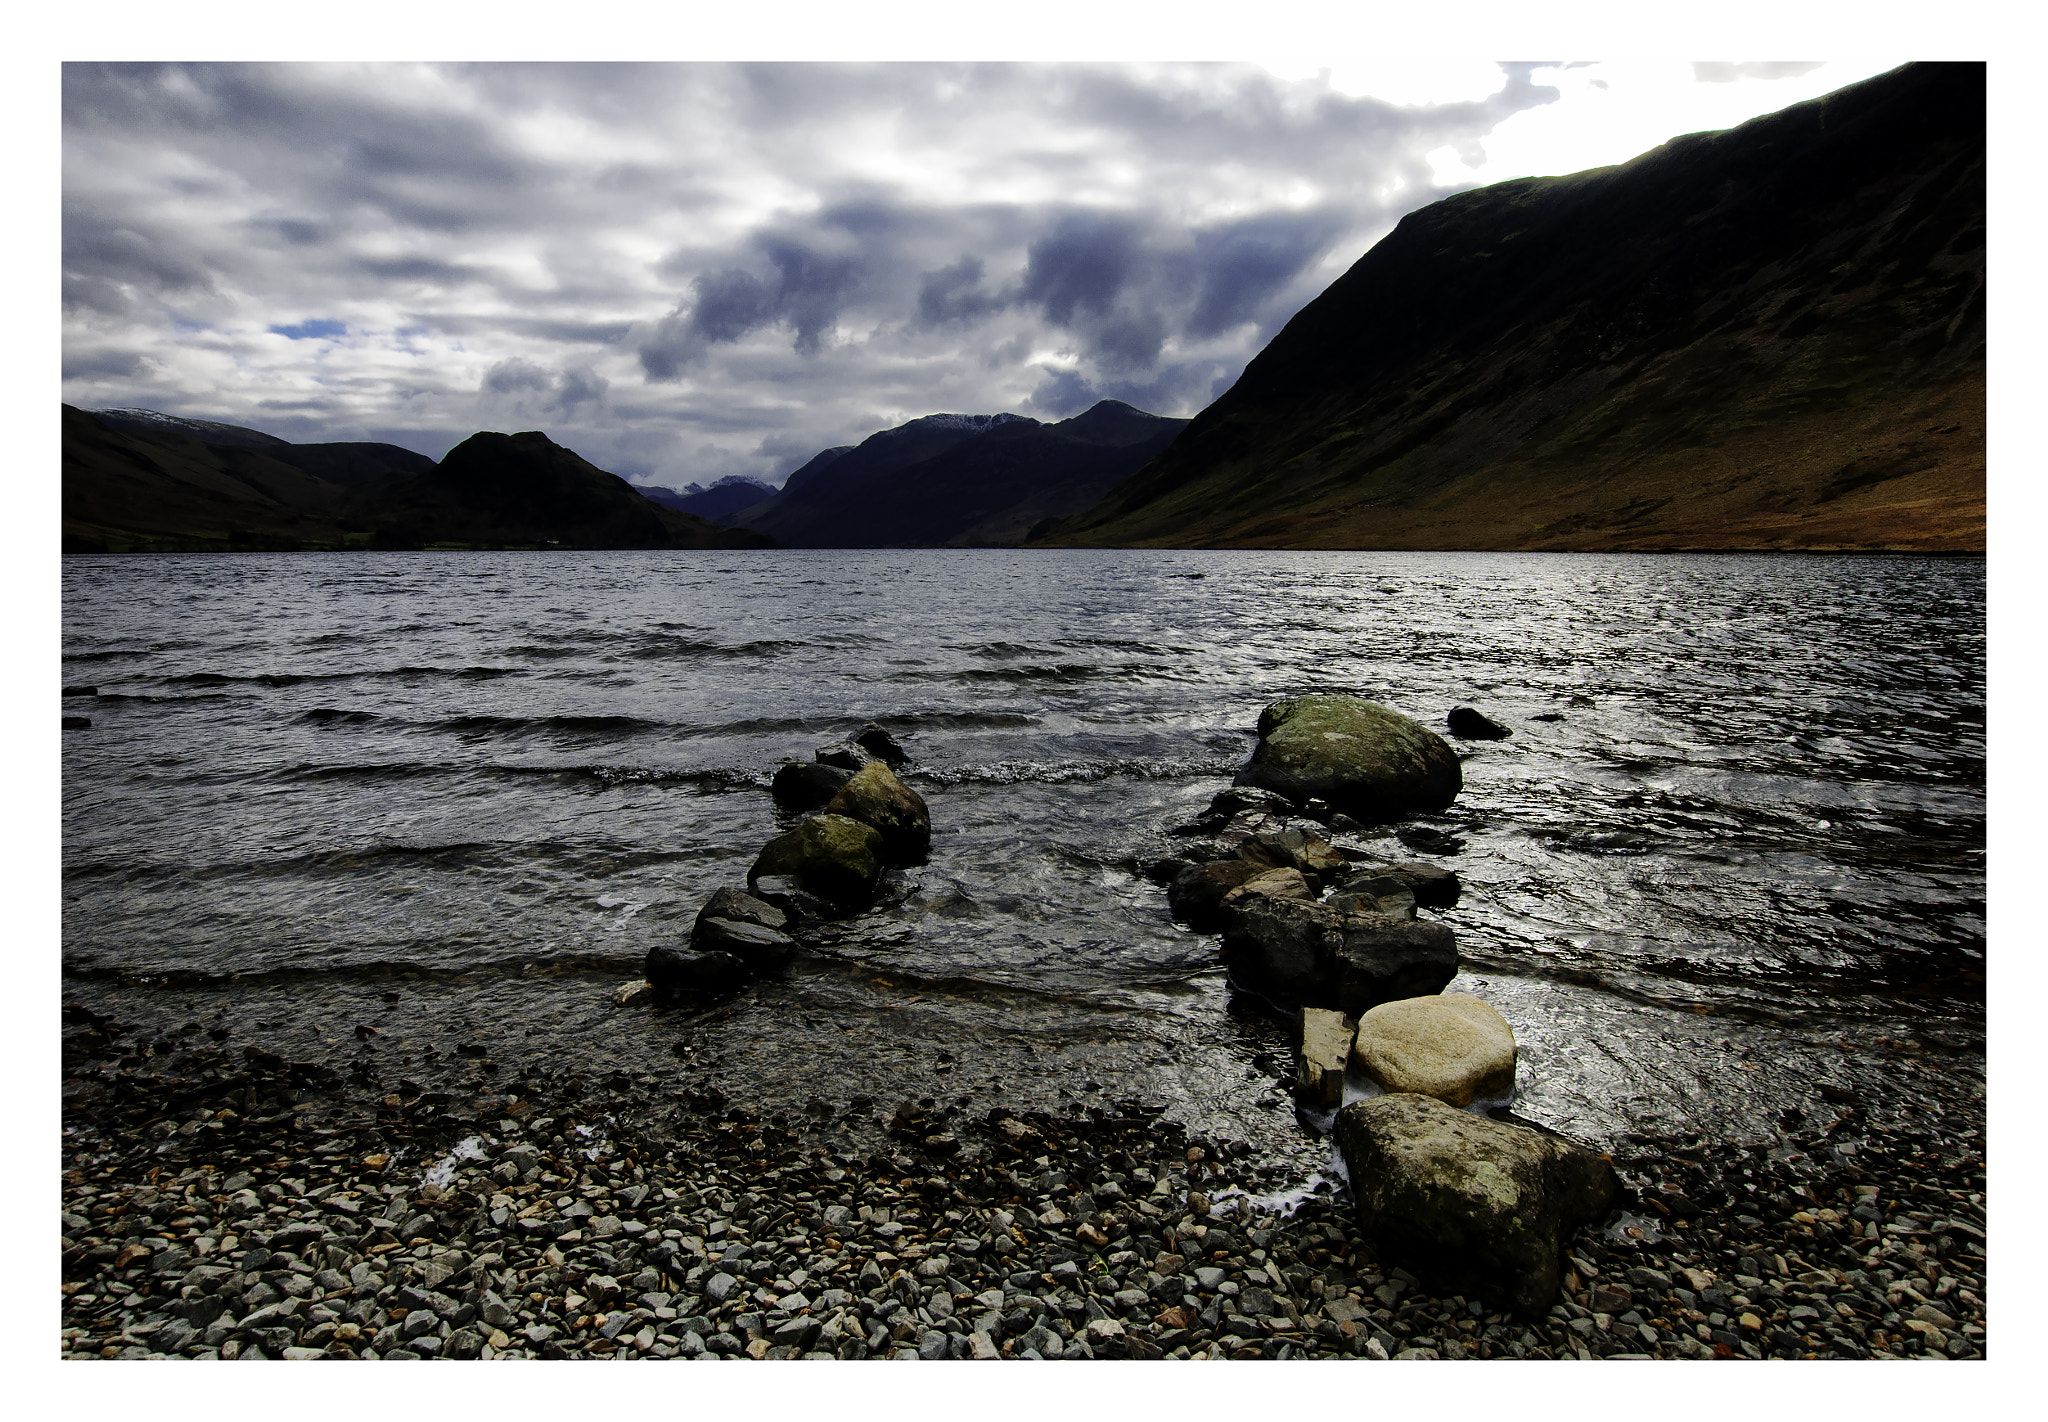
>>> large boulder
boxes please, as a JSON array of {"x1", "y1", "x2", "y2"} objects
[
  {"x1": 748, "y1": 814, "x2": 884, "y2": 914},
  {"x1": 1221, "y1": 894, "x2": 1458, "y2": 1014},
  {"x1": 1234, "y1": 696, "x2": 1461, "y2": 820},
  {"x1": 1350, "y1": 993, "x2": 1516, "y2": 1107},
  {"x1": 823, "y1": 761, "x2": 931, "y2": 863},
  {"x1": 771, "y1": 761, "x2": 854, "y2": 812},
  {"x1": 1220, "y1": 867, "x2": 1315, "y2": 908},
  {"x1": 1334, "y1": 1093, "x2": 1618, "y2": 1316}
]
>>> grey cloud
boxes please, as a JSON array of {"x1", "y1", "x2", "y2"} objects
[
  {"x1": 59, "y1": 60, "x2": 1629, "y2": 490},
  {"x1": 481, "y1": 357, "x2": 552, "y2": 394}
]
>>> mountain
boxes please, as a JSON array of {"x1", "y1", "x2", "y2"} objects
[
  {"x1": 1036, "y1": 62, "x2": 1983, "y2": 553},
  {"x1": 357, "y1": 430, "x2": 772, "y2": 550},
  {"x1": 61, "y1": 407, "x2": 771, "y2": 552},
  {"x1": 638, "y1": 475, "x2": 779, "y2": 523},
  {"x1": 731, "y1": 401, "x2": 1188, "y2": 547}
]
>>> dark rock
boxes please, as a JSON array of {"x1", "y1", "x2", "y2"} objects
[
  {"x1": 1239, "y1": 826, "x2": 1347, "y2": 879},
  {"x1": 853, "y1": 721, "x2": 911, "y2": 767},
  {"x1": 1234, "y1": 696, "x2": 1461, "y2": 820},
  {"x1": 1323, "y1": 872, "x2": 1417, "y2": 919},
  {"x1": 691, "y1": 918, "x2": 797, "y2": 973},
  {"x1": 1334, "y1": 1092, "x2": 1618, "y2": 1317},
  {"x1": 1446, "y1": 706, "x2": 1512, "y2": 740},
  {"x1": 1221, "y1": 894, "x2": 1457, "y2": 1014},
  {"x1": 62, "y1": 685, "x2": 97, "y2": 697},
  {"x1": 815, "y1": 742, "x2": 875, "y2": 772},
  {"x1": 694, "y1": 887, "x2": 788, "y2": 935},
  {"x1": 1207, "y1": 786, "x2": 1299, "y2": 819},
  {"x1": 748, "y1": 814, "x2": 885, "y2": 913},
  {"x1": 747, "y1": 876, "x2": 837, "y2": 928},
  {"x1": 771, "y1": 761, "x2": 855, "y2": 812},
  {"x1": 1381, "y1": 861, "x2": 1461, "y2": 909},
  {"x1": 1168, "y1": 861, "x2": 1264, "y2": 932},
  {"x1": 823, "y1": 760, "x2": 931, "y2": 863},
  {"x1": 1396, "y1": 826, "x2": 1466, "y2": 856},
  {"x1": 644, "y1": 945, "x2": 751, "y2": 997},
  {"x1": 62, "y1": 716, "x2": 91, "y2": 729}
]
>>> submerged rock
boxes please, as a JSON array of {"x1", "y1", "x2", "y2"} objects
[
  {"x1": 748, "y1": 814, "x2": 884, "y2": 914},
  {"x1": 823, "y1": 761, "x2": 931, "y2": 863},
  {"x1": 1294, "y1": 1008, "x2": 1355, "y2": 1110},
  {"x1": 747, "y1": 875, "x2": 837, "y2": 928},
  {"x1": 1446, "y1": 706, "x2": 1513, "y2": 740},
  {"x1": 771, "y1": 761, "x2": 854, "y2": 812},
  {"x1": 1234, "y1": 695, "x2": 1461, "y2": 820},
  {"x1": 1334, "y1": 1093, "x2": 1618, "y2": 1316},
  {"x1": 1350, "y1": 993, "x2": 1517, "y2": 1107},
  {"x1": 644, "y1": 945, "x2": 750, "y2": 997}
]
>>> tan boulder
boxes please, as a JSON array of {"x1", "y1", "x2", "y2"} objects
[{"x1": 1350, "y1": 993, "x2": 1516, "y2": 1107}]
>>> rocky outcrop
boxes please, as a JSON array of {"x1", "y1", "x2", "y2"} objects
[
  {"x1": 1294, "y1": 1008, "x2": 1356, "y2": 1110},
  {"x1": 823, "y1": 761, "x2": 931, "y2": 864},
  {"x1": 1234, "y1": 696, "x2": 1461, "y2": 821},
  {"x1": 1334, "y1": 1093, "x2": 1619, "y2": 1315},
  {"x1": 749, "y1": 814, "x2": 885, "y2": 914},
  {"x1": 1350, "y1": 993, "x2": 1517, "y2": 1108}
]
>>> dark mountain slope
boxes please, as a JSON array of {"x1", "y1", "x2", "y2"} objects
[
  {"x1": 352, "y1": 430, "x2": 773, "y2": 550},
  {"x1": 62, "y1": 408, "x2": 770, "y2": 552},
  {"x1": 1039, "y1": 62, "x2": 1983, "y2": 553},
  {"x1": 63, "y1": 403, "x2": 355, "y2": 551},
  {"x1": 735, "y1": 402, "x2": 1187, "y2": 547}
]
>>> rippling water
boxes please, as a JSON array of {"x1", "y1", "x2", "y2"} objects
[{"x1": 60, "y1": 549, "x2": 1985, "y2": 1161}]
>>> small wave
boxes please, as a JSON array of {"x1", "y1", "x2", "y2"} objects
[
  {"x1": 624, "y1": 636, "x2": 811, "y2": 661},
  {"x1": 895, "y1": 663, "x2": 1180, "y2": 685},
  {"x1": 94, "y1": 691, "x2": 230, "y2": 704},
  {"x1": 430, "y1": 713, "x2": 663, "y2": 738},
  {"x1": 165, "y1": 665, "x2": 526, "y2": 687},
  {"x1": 300, "y1": 708, "x2": 378, "y2": 725},
  {"x1": 918, "y1": 755, "x2": 1239, "y2": 786},
  {"x1": 267, "y1": 758, "x2": 767, "y2": 793}
]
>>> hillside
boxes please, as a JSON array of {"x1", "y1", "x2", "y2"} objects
[
  {"x1": 1035, "y1": 62, "x2": 1984, "y2": 553},
  {"x1": 734, "y1": 401, "x2": 1187, "y2": 547},
  {"x1": 61, "y1": 407, "x2": 770, "y2": 552}
]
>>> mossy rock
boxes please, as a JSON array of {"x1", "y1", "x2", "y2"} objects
[
  {"x1": 1334, "y1": 1092, "x2": 1617, "y2": 1316},
  {"x1": 1236, "y1": 695, "x2": 1461, "y2": 819},
  {"x1": 748, "y1": 813, "x2": 884, "y2": 913},
  {"x1": 823, "y1": 761, "x2": 930, "y2": 864}
]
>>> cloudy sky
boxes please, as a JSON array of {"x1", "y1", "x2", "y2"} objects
[{"x1": 62, "y1": 58, "x2": 1903, "y2": 491}]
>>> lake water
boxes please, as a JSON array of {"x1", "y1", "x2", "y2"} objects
[{"x1": 60, "y1": 549, "x2": 1985, "y2": 1169}]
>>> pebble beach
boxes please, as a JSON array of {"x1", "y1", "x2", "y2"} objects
[{"x1": 60, "y1": 1004, "x2": 1985, "y2": 1363}]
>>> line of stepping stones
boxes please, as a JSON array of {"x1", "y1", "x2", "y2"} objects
[
  {"x1": 1149, "y1": 693, "x2": 1619, "y2": 1318},
  {"x1": 632, "y1": 722, "x2": 930, "y2": 1001}
]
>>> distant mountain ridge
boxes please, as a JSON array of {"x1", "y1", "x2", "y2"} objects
[
  {"x1": 1038, "y1": 62, "x2": 1984, "y2": 553},
  {"x1": 639, "y1": 475, "x2": 780, "y2": 523},
  {"x1": 63, "y1": 406, "x2": 769, "y2": 553},
  {"x1": 730, "y1": 401, "x2": 1187, "y2": 547}
]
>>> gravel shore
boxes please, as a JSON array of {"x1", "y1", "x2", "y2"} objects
[{"x1": 60, "y1": 1005, "x2": 1985, "y2": 1362}]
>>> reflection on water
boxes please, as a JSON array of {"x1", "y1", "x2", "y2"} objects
[{"x1": 61, "y1": 549, "x2": 1983, "y2": 1158}]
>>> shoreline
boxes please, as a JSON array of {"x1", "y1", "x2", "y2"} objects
[{"x1": 60, "y1": 1026, "x2": 1985, "y2": 1362}]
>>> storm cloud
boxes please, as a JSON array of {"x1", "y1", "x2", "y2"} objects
[{"x1": 60, "y1": 60, "x2": 1879, "y2": 488}]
